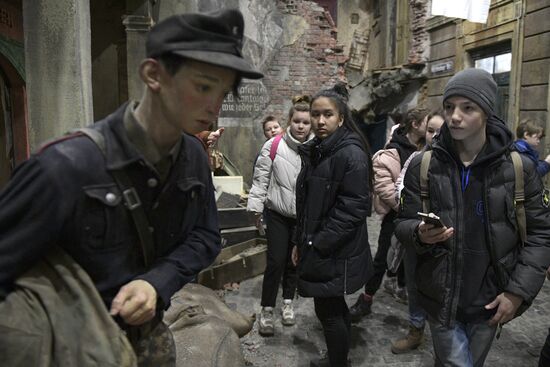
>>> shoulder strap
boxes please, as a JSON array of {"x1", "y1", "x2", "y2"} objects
[
  {"x1": 77, "y1": 127, "x2": 107, "y2": 155},
  {"x1": 269, "y1": 134, "x2": 283, "y2": 161},
  {"x1": 420, "y1": 150, "x2": 432, "y2": 213},
  {"x1": 76, "y1": 127, "x2": 155, "y2": 267},
  {"x1": 510, "y1": 151, "x2": 526, "y2": 246}
]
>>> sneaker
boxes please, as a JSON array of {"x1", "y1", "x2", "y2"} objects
[
  {"x1": 391, "y1": 325, "x2": 424, "y2": 354},
  {"x1": 258, "y1": 307, "x2": 274, "y2": 336},
  {"x1": 383, "y1": 277, "x2": 408, "y2": 304},
  {"x1": 349, "y1": 293, "x2": 372, "y2": 323},
  {"x1": 281, "y1": 299, "x2": 296, "y2": 326}
]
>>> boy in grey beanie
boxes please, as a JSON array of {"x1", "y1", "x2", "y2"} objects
[
  {"x1": 443, "y1": 68, "x2": 497, "y2": 118},
  {"x1": 394, "y1": 68, "x2": 550, "y2": 367}
]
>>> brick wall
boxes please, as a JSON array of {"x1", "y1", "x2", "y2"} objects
[
  {"x1": 263, "y1": 0, "x2": 347, "y2": 121},
  {"x1": 408, "y1": 0, "x2": 429, "y2": 64}
]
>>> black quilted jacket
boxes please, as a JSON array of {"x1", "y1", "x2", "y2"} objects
[
  {"x1": 395, "y1": 117, "x2": 550, "y2": 327},
  {"x1": 295, "y1": 126, "x2": 373, "y2": 298}
]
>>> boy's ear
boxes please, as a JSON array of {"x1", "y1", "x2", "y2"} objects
[{"x1": 139, "y1": 58, "x2": 163, "y2": 92}]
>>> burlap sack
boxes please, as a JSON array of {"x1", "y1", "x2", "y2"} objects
[
  {"x1": 165, "y1": 283, "x2": 254, "y2": 337},
  {"x1": 164, "y1": 298, "x2": 244, "y2": 366}
]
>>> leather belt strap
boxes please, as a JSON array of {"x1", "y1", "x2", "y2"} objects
[{"x1": 75, "y1": 127, "x2": 155, "y2": 267}]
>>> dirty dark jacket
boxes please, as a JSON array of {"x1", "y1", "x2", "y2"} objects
[
  {"x1": 395, "y1": 116, "x2": 550, "y2": 327},
  {"x1": 0, "y1": 103, "x2": 221, "y2": 311},
  {"x1": 295, "y1": 126, "x2": 373, "y2": 298}
]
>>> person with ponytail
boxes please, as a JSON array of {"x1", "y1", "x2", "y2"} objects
[
  {"x1": 291, "y1": 84, "x2": 373, "y2": 367},
  {"x1": 247, "y1": 95, "x2": 314, "y2": 336}
]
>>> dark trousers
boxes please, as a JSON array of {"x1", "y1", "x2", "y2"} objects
[
  {"x1": 261, "y1": 208, "x2": 297, "y2": 307},
  {"x1": 539, "y1": 328, "x2": 550, "y2": 367},
  {"x1": 314, "y1": 296, "x2": 351, "y2": 367},
  {"x1": 364, "y1": 210, "x2": 404, "y2": 295}
]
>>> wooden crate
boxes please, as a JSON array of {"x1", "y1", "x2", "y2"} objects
[
  {"x1": 221, "y1": 226, "x2": 264, "y2": 247},
  {"x1": 198, "y1": 238, "x2": 267, "y2": 289}
]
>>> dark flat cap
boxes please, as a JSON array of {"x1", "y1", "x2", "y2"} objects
[{"x1": 146, "y1": 9, "x2": 263, "y2": 79}]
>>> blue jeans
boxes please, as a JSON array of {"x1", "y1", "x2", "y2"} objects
[
  {"x1": 429, "y1": 319, "x2": 497, "y2": 367},
  {"x1": 404, "y1": 247, "x2": 427, "y2": 329}
]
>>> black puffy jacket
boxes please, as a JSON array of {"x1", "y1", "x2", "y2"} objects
[
  {"x1": 295, "y1": 126, "x2": 373, "y2": 297},
  {"x1": 395, "y1": 117, "x2": 550, "y2": 327}
]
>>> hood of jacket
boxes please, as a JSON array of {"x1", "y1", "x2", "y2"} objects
[
  {"x1": 514, "y1": 139, "x2": 539, "y2": 161},
  {"x1": 299, "y1": 125, "x2": 364, "y2": 165},
  {"x1": 284, "y1": 127, "x2": 315, "y2": 153},
  {"x1": 433, "y1": 115, "x2": 513, "y2": 167},
  {"x1": 385, "y1": 126, "x2": 419, "y2": 165}
]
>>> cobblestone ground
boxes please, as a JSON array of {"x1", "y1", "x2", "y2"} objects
[{"x1": 225, "y1": 215, "x2": 550, "y2": 367}]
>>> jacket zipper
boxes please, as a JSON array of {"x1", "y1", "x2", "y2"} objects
[
  {"x1": 344, "y1": 259, "x2": 348, "y2": 295},
  {"x1": 434, "y1": 147, "x2": 462, "y2": 328},
  {"x1": 447, "y1": 162, "x2": 463, "y2": 328}
]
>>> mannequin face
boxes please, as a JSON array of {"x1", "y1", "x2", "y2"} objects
[{"x1": 152, "y1": 60, "x2": 236, "y2": 135}]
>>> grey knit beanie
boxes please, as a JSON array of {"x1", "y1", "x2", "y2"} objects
[{"x1": 443, "y1": 68, "x2": 497, "y2": 118}]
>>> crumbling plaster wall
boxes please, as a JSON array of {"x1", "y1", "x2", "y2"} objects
[
  {"x1": 337, "y1": 0, "x2": 370, "y2": 56},
  {"x1": 347, "y1": 0, "x2": 430, "y2": 124},
  {"x1": 408, "y1": 0, "x2": 430, "y2": 64}
]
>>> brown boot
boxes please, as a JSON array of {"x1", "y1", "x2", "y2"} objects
[{"x1": 391, "y1": 325, "x2": 424, "y2": 354}]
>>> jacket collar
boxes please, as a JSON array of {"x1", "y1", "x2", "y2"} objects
[
  {"x1": 434, "y1": 115, "x2": 512, "y2": 167},
  {"x1": 299, "y1": 126, "x2": 358, "y2": 163},
  {"x1": 96, "y1": 102, "x2": 186, "y2": 171},
  {"x1": 283, "y1": 127, "x2": 315, "y2": 153}
]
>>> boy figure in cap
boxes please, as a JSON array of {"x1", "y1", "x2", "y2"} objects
[
  {"x1": 0, "y1": 9, "x2": 261, "y2": 365},
  {"x1": 395, "y1": 68, "x2": 550, "y2": 366}
]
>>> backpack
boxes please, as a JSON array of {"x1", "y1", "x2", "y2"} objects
[
  {"x1": 269, "y1": 134, "x2": 283, "y2": 161},
  {"x1": 419, "y1": 150, "x2": 526, "y2": 245}
]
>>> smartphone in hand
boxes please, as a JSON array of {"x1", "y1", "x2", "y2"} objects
[{"x1": 417, "y1": 212, "x2": 446, "y2": 228}]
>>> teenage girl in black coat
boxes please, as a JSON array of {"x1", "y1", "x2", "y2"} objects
[{"x1": 292, "y1": 85, "x2": 373, "y2": 367}]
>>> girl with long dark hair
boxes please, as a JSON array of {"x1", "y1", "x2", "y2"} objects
[{"x1": 292, "y1": 85, "x2": 373, "y2": 367}]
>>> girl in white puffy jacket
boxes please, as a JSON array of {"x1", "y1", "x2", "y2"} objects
[{"x1": 247, "y1": 96, "x2": 314, "y2": 336}]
